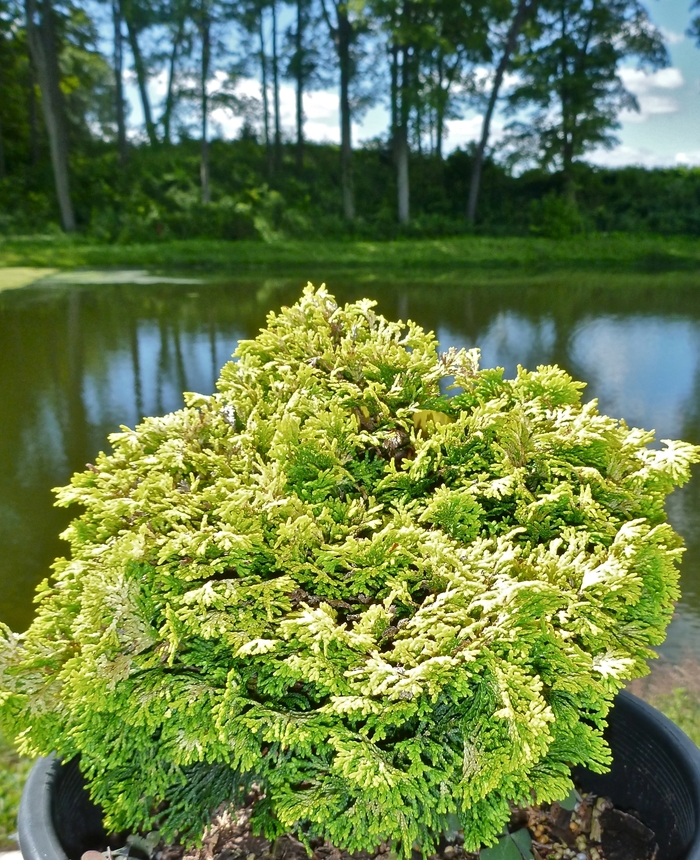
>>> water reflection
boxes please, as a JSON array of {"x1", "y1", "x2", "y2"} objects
[
  {"x1": 1, "y1": 273, "x2": 699, "y2": 666},
  {"x1": 571, "y1": 318, "x2": 700, "y2": 442}
]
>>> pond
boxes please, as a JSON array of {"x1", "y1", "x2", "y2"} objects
[{"x1": 1, "y1": 268, "x2": 699, "y2": 670}]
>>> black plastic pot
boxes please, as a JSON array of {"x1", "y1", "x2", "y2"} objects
[{"x1": 17, "y1": 690, "x2": 700, "y2": 860}]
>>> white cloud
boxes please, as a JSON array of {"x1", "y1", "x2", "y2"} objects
[
  {"x1": 588, "y1": 144, "x2": 678, "y2": 168},
  {"x1": 661, "y1": 27, "x2": 686, "y2": 46},
  {"x1": 676, "y1": 150, "x2": 700, "y2": 166},
  {"x1": 617, "y1": 66, "x2": 684, "y2": 122},
  {"x1": 622, "y1": 94, "x2": 681, "y2": 122},
  {"x1": 303, "y1": 90, "x2": 340, "y2": 125},
  {"x1": 444, "y1": 115, "x2": 483, "y2": 145},
  {"x1": 588, "y1": 144, "x2": 700, "y2": 170},
  {"x1": 209, "y1": 80, "x2": 343, "y2": 142},
  {"x1": 619, "y1": 66, "x2": 684, "y2": 95},
  {"x1": 472, "y1": 65, "x2": 519, "y2": 93}
]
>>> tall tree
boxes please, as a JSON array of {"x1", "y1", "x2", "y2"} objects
[
  {"x1": 382, "y1": 0, "x2": 425, "y2": 224},
  {"x1": 421, "y1": 0, "x2": 491, "y2": 161},
  {"x1": 504, "y1": 0, "x2": 667, "y2": 201},
  {"x1": 194, "y1": 0, "x2": 212, "y2": 202},
  {"x1": 292, "y1": 0, "x2": 307, "y2": 167},
  {"x1": 159, "y1": 0, "x2": 192, "y2": 143},
  {"x1": 271, "y1": 0, "x2": 281, "y2": 170},
  {"x1": 27, "y1": 60, "x2": 40, "y2": 164},
  {"x1": 284, "y1": 0, "x2": 327, "y2": 169},
  {"x1": 0, "y1": 20, "x2": 7, "y2": 178},
  {"x1": 180, "y1": 0, "x2": 248, "y2": 202},
  {"x1": 466, "y1": 0, "x2": 537, "y2": 223},
  {"x1": 112, "y1": 0, "x2": 127, "y2": 164},
  {"x1": 383, "y1": 0, "x2": 424, "y2": 223},
  {"x1": 380, "y1": 0, "x2": 489, "y2": 223},
  {"x1": 24, "y1": 0, "x2": 75, "y2": 230},
  {"x1": 260, "y1": 8, "x2": 272, "y2": 172},
  {"x1": 122, "y1": 0, "x2": 158, "y2": 145},
  {"x1": 239, "y1": 0, "x2": 272, "y2": 171},
  {"x1": 393, "y1": 35, "x2": 413, "y2": 224},
  {"x1": 1, "y1": 0, "x2": 42, "y2": 167},
  {"x1": 320, "y1": 0, "x2": 363, "y2": 220}
]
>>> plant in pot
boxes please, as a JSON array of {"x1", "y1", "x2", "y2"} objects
[{"x1": 1, "y1": 285, "x2": 700, "y2": 860}]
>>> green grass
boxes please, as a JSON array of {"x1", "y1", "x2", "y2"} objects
[
  {"x1": 0, "y1": 732, "x2": 32, "y2": 849},
  {"x1": 651, "y1": 689, "x2": 700, "y2": 748},
  {"x1": 0, "y1": 233, "x2": 699, "y2": 272}
]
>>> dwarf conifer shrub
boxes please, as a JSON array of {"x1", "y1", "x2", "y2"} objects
[{"x1": 1, "y1": 285, "x2": 699, "y2": 855}]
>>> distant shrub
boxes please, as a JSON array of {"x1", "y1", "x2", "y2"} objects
[
  {"x1": 529, "y1": 192, "x2": 586, "y2": 238},
  {"x1": 1, "y1": 286, "x2": 698, "y2": 855}
]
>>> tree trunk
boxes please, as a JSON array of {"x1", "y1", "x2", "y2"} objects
[
  {"x1": 27, "y1": 62, "x2": 40, "y2": 165},
  {"x1": 337, "y1": 5, "x2": 354, "y2": 221},
  {"x1": 435, "y1": 51, "x2": 444, "y2": 159},
  {"x1": 271, "y1": 0, "x2": 281, "y2": 172},
  {"x1": 562, "y1": 134, "x2": 576, "y2": 204},
  {"x1": 113, "y1": 0, "x2": 127, "y2": 164},
  {"x1": 200, "y1": 9, "x2": 211, "y2": 204},
  {"x1": 414, "y1": 48, "x2": 422, "y2": 155},
  {"x1": 396, "y1": 127, "x2": 409, "y2": 225},
  {"x1": 466, "y1": 0, "x2": 536, "y2": 224},
  {"x1": 162, "y1": 14, "x2": 186, "y2": 144},
  {"x1": 25, "y1": 0, "x2": 76, "y2": 231},
  {"x1": 124, "y1": 14, "x2": 158, "y2": 146},
  {"x1": 295, "y1": 0, "x2": 304, "y2": 169},
  {"x1": 396, "y1": 47, "x2": 410, "y2": 225},
  {"x1": 390, "y1": 42, "x2": 398, "y2": 141},
  {"x1": 0, "y1": 60, "x2": 6, "y2": 178},
  {"x1": 0, "y1": 114, "x2": 6, "y2": 179},
  {"x1": 259, "y1": 12, "x2": 272, "y2": 176}
]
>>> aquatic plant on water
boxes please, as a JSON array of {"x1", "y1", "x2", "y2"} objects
[{"x1": 1, "y1": 285, "x2": 698, "y2": 855}]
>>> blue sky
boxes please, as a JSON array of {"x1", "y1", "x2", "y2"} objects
[
  {"x1": 126, "y1": 0, "x2": 700, "y2": 168},
  {"x1": 586, "y1": 0, "x2": 700, "y2": 167}
]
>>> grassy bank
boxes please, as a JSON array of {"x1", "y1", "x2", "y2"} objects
[
  {"x1": 0, "y1": 733, "x2": 31, "y2": 848},
  {"x1": 1, "y1": 233, "x2": 700, "y2": 273}
]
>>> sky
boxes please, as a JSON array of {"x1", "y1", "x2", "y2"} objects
[{"x1": 126, "y1": 0, "x2": 700, "y2": 169}]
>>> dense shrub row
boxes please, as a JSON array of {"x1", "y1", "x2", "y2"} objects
[{"x1": 1, "y1": 137, "x2": 700, "y2": 239}]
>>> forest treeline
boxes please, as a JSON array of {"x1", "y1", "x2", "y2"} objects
[{"x1": 1, "y1": 0, "x2": 700, "y2": 239}]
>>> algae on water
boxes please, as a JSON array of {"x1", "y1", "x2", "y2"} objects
[{"x1": 1, "y1": 285, "x2": 698, "y2": 854}]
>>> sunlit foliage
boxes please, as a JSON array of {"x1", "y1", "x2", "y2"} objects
[{"x1": 1, "y1": 286, "x2": 698, "y2": 852}]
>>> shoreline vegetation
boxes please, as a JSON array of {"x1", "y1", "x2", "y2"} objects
[{"x1": 1, "y1": 234, "x2": 700, "y2": 274}]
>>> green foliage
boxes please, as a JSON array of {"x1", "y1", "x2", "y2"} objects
[
  {"x1": 504, "y1": 0, "x2": 667, "y2": 174},
  {"x1": 688, "y1": 0, "x2": 700, "y2": 48},
  {"x1": 528, "y1": 193, "x2": 584, "y2": 239},
  {"x1": 3, "y1": 134, "x2": 700, "y2": 238},
  {"x1": 1, "y1": 285, "x2": 699, "y2": 855}
]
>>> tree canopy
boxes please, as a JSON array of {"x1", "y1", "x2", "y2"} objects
[{"x1": 0, "y1": 0, "x2": 695, "y2": 235}]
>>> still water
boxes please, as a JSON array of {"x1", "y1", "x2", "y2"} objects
[{"x1": 1, "y1": 270, "x2": 699, "y2": 665}]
